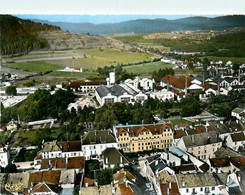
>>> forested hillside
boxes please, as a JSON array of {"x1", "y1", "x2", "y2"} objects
[{"x1": 0, "y1": 15, "x2": 60, "y2": 55}]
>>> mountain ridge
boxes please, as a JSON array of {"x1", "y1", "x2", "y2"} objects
[{"x1": 31, "y1": 15, "x2": 245, "y2": 34}]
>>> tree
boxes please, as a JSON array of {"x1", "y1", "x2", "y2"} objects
[
  {"x1": 98, "y1": 169, "x2": 113, "y2": 185},
  {"x1": 4, "y1": 164, "x2": 17, "y2": 173},
  {"x1": 6, "y1": 85, "x2": 17, "y2": 95}
]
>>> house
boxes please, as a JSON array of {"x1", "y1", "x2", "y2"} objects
[
  {"x1": 40, "y1": 140, "x2": 82, "y2": 160},
  {"x1": 214, "y1": 147, "x2": 241, "y2": 158},
  {"x1": 114, "y1": 123, "x2": 173, "y2": 153},
  {"x1": 226, "y1": 132, "x2": 245, "y2": 151},
  {"x1": 70, "y1": 81, "x2": 107, "y2": 93},
  {"x1": 160, "y1": 182, "x2": 180, "y2": 195},
  {"x1": 113, "y1": 169, "x2": 136, "y2": 195},
  {"x1": 101, "y1": 147, "x2": 129, "y2": 169},
  {"x1": 95, "y1": 84, "x2": 147, "y2": 106},
  {"x1": 150, "y1": 89, "x2": 175, "y2": 101},
  {"x1": 28, "y1": 182, "x2": 59, "y2": 195},
  {"x1": 143, "y1": 154, "x2": 175, "y2": 195},
  {"x1": 81, "y1": 130, "x2": 118, "y2": 160},
  {"x1": 176, "y1": 131, "x2": 222, "y2": 161},
  {"x1": 59, "y1": 169, "x2": 75, "y2": 194},
  {"x1": 176, "y1": 173, "x2": 228, "y2": 195},
  {"x1": 125, "y1": 77, "x2": 154, "y2": 91},
  {"x1": 231, "y1": 107, "x2": 245, "y2": 121},
  {"x1": 0, "y1": 143, "x2": 9, "y2": 168},
  {"x1": 207, "y1": 157, "x2": 239, "y2": 173},
  {"x1": 3, "y1": 173, "x2": 29, "y2": 194}
]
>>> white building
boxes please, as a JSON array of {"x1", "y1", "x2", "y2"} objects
[
  {"x1": 0, "y1": 143, "x2": 9, "y2": 168},
  {"x1": 150, "y1": 89, "x2": 175, "y2": 101},
  {"x1": 40, "y1": 140, "x2": 83, "y2": 160},
  {"x1": 226, "y1": 132, "x2": 245, "y2": 151},
  {"x1": 81, "y1": 130, "x2": 118, "y2": 160},
  {"x1": 124, "y1": 77, "x2": 154, "y2": 91},
  {"x1": 95, "y1": 84, "x2": 147, "y2": 106},
  {"x1": 231, "y1": 107, "x2": 245, "y2": 121}
]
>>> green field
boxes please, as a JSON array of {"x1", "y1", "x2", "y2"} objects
[
  {"x1": 77, "y1": 48, "x2": 154, "y2": 70},
  {"x1": 123, "y1": 61, "x2": 174, "y2": 75},
  {"x1": 11, "y1": 52, "x2": 65, "y2": 59},
  {"x1": 6, "y1": 61, "x2": 62, "y2": 73},
  {"x1": 48, "y1": 71, "x2": 105, "y2": 79}
]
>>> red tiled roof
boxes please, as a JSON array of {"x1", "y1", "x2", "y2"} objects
[
  {"x1": 59, "y1": 141, "x2": 81, "y2": 152},
  {"x1": 29, "y1": 170, "x2": 61, "y2": 185},
  {"x1": 117, "y1": 173, "x2": 125, "y2": 180},
  {"x1": 160, "y1": 182, "x2": 180, "y2": 195},
  {"x1": 82, "y1": 177, "x2": 95, "y2": 187},
  {"x1": 210, "y1": 157, "x2": 230, "y2": 167},
  {"x1": 174, "y1": 130, "x2": 186, "y2": 139},
  {"x1": 30, "y1": 183, "x2": 50, "y2": 193},
  {"x1": 51, "y1": 158, "x2": 66, "y2": 169},
  {"x1": 187, "y1": 125, "x2": 206, "y2": 135},
  {"x1": 230, "y1": 156, "x2": 245, "y2": 168},
  {"x1": 119, "y1": 183, "x2": 134, "y2": 195},
  {"x1": 231, "y1": 132, "x2": 245, "y2": 142},
  {"x1": 161, "y1": 75, "x2": 178, "y2": 84},
  {"x1": 176, "y1": 76, "x2": 193, "y2": 89},
  {"x1": 120, "y1": 123, "x2": 173, "y2": 137},
  {"x1": 154, "y1": 78, "x2": 162, "y2": 82},
  {"x1": 34, "y1": 155, "x2": 42, "y2": 160},
  {"x1": 68, "y1": 157, "x2": 85, "y2": 169},
  {"x1": 177, "y1": 123, "x2": 188, "y2": 128},
  {"x1": 199, "y1": 162, "x2": 209, "y2": 172},
  {"x1": 207, "y1": 126, "x2": 214, "y2": 131},
  {"x1": 41, "y1": 159, "x2": 49, "y2": 169},
  {"x1": 183, "y1": 61, "x2": 194, "y2": 65},
  {"x1": 126, "y1": 172, "x2": 135, "y2": 180},
  {"x1": 175, "y1": 164, "x2": 196, "y2": 172},
  {"x1": 155, "y1": 85, "x2": 164, "y2": 91},
  {"x1": 203, "y1": 83, "x2": 218, "y2": 90},
  {"x1": 1, "y1": 126, "x2": 6, "y2": 131}
]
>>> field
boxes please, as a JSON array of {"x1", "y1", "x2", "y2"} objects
[
  {"x1": 76, "y1": 48, "x2": 155, "y2": 70},
  {"x1": 48, "y1": 71, "x2": 105, "y2": 80},
  {"x1": 123, "y1": 61, "x2": 174, "y2": 75},
  {"x1": 6, "y1": 61, "x2": 62, "y2": 73}
]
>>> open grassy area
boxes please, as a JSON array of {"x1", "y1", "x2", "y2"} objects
[
  {"x1": 6, "y1": 61, "x2": 62, "y2": 73},
  {"x1": 123, "y1": 61, "x2": 174, "y2": 75},
  {"x1": 163, "y1": 118, "x2": 198, "y2": 126},
  {"x1": 48, "y1": 71, "x2": 105, "y2": 80},
  {"x1": 77, "y1": 48, "x2": 154, "y2": 70},
  {"x1": 11, "y1": 52, "x2": 65, "y2": 59}
]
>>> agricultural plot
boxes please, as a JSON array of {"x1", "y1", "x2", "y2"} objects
[
  {"x1": 6, "y1": 61, "x2": 62, "y2": 74},
  {"x1": 77, "y1": 48, "x2": 154, "y2": 70},
  {"x1": 123, "y1": 61, "x2": 174, "y2": 75}
]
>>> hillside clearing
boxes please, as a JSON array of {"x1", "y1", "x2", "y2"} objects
[{"x1": 6, "y1": 61, "x2": 62, "y2": 74}]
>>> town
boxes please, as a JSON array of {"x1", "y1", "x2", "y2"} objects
[{"x1": 1, "y1": 14, "x2": 245, "y2": 195}]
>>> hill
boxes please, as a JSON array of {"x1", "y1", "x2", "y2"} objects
[
  {"x1": 0, "y1": 15, "x2": 60, "y2": 56},
  {"x1": 32, "y1": 15, "x2": 245, "y2": 34}
]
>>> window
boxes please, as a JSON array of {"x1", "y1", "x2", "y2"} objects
[
  {"x1": 104, "y1": 98, "x2": 114, "y2": 103},
  {"x1": 212, "y1": 187, "x2": 215, "y2": 191},
  {"x1": 121, "y1": 97, "x2": 130, "y2": 103},
  {"x1": 200, "y1": 188, "x2": 203, "y2": 191},
  {"x1": 186, "y1": 189, "x2": 189, "y2": 193}
]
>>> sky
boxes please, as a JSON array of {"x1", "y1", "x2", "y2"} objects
[{"x1": 1, "y1": 0, "x2": 245, "y2": 23}]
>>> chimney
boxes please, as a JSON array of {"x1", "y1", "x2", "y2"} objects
[
  {"x1": 169, "y1": 182, "x2": 172, "y2": 189},
  {"x1": 217, "y1": 76, "x2": 220, "y2": 95},
  {"x1": 185, "y1": 76, "x2": 188, "y2": 95},
  {"x1": 120, "y1": 156, "x2": 123, "y2": 164},
  {"x1": 155, "y1": 160, "x2": 158, "y2": 166},
  {"x1": 238, "y1": 69, "x2": 241, "y2": 84}
]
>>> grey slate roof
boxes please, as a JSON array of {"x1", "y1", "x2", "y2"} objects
[
  {"x1": 183, "y1": 131, "x2": 222, "y2": 148},
  {"x1": 102, "y1": 147, "x2": 129, "y2": 165},
  {"x1": 150, "y1": 160, "x2": 166, "y2": 173},
  {"x1": 232, "y1": 107, "x2": 244, "y2": 114},
  {"x1": 176, "y1": 173, "x2": 227, "y2": 188},
  {"x1": 96, "y1": 84, "x2": 132, "y2": 98},
  {"x1": 82, "y1": 130, "x2": 116, "y2": 145}
]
